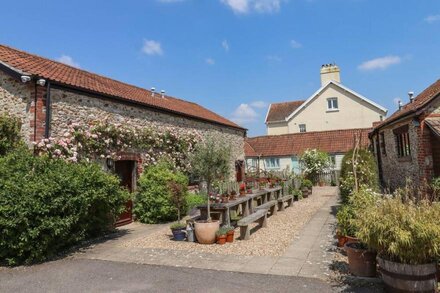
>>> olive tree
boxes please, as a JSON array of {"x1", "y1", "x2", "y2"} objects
[{"x1": 190, "y1": 137, "x2": 231, "y2": 221}]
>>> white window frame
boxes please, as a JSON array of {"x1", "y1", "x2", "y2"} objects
[
  {"x1": 299, "y1": 124, "x2": 306, "y2": 133},
  {"x1": 327, "y1": 97, "x2": 339, "y2": 111},
  {"x1": 265, "y1": 158, "x2": 280, "y2": 169}
]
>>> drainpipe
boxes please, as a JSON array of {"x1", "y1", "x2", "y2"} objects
[{"x1": 45, "y1": 81, "x2": 51, "y2": 138}]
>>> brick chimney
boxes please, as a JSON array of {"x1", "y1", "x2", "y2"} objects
[{"x1": 320, "y1": 63, "x2": 341, "y2": 86}]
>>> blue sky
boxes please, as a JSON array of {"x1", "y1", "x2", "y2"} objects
[{"x1": 1, "y1": 0, "x2": 440, "y2": 136}]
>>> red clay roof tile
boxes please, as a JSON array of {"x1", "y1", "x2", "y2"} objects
[
  {"x1": 266, "y1": 101, "x2": 305, "y2": 123},
  {"x1": 375, "y1": 79, "x2": 440, "y2": 129},
  {"x1": 245, "y1": 128, "x2": 371, "y2": 157},
  {"x1": 0, "y1": 44, "x2": 244, "y2": 130}
]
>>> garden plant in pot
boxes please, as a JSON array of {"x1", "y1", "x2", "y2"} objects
[
  {"x1": 168, "y1": 180, "x2": 187, "y2": 241},
  {"x1": 336, "y1": 204, "x2": 358, "y2": 247},
  {"x1": 224, "y1": 225, "x2": 235, "y2": 243},
  {"x1": 216, "y1": 227, "x2": 228, "y2": 245},
  {"x1": 190, "y1": 138, "x2": 231, "y2": 244},
  {"x1": 337, "y1": 189, "x2": 379, "y2": 277},
  {"x1": 355, "y1": 193, "x2": 440, "y2": 292},
  {"x1": 301, "y1": 179, "x2": 313, "y2": 198}
]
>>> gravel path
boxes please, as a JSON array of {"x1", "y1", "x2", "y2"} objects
[{"x1": 123, "y1": 189, "x2": 336, "y2": 257}]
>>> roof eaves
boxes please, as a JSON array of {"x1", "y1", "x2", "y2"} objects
[{"x1": 264, "y1": 103, "x2": 272, "y2": 123}]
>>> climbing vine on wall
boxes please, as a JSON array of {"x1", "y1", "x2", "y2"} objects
[{"x1": 34, "y1": 122, "x2": 201, "y2": 172}]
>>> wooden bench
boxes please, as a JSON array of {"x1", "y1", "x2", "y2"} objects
[
  {"x1": 277, "y1": 195, "x2": 294, "y2": 211},
  {"x1": 237, "y1": 209, "x2": 268, "y2": 240},
  {"x1": 255, "y1": 200, "x2": 278, "y2": 216}
]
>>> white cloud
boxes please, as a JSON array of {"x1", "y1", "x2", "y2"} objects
[
  {"x1": 56, "y1": 55, "x2": 80, "y2": 68},
  {"x1": 290, "y1": 39, "x2": 302, "y2": 49},
  {"x1": 221, "y1": 0, "x2": 282, "y2": 14},
  {"x1": 231, "y1": 103, "x2": 259, "y2": 124},
  {"x1": 222, "y1": 40, "x2": 230, "y2": 52},
  {"x1": 250, "y1": 101, "x2": 267, "y2": 108},
  {"x1": 424, "y1": 14, "x2": 440, "y2": 23},
  {"x1": 266, "y1": 55, "x2": 282, "y2": 62},
  {"x1": 358, "y1": 55, "x2": 401, "y2": 71},
  {"x1": 205, "y1": 58, "x2": 215, "y2": 65},
  {"x1": 142, "y1": 40, "x2": 163, "y2": 56}
]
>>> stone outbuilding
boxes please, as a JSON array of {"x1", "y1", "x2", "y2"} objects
[
  {"x1": 370, "y1": 79, "x2": 440, "y2": 192},
  {"x1": 0, "y1": 44, "x2": 246, "y2": 225}
]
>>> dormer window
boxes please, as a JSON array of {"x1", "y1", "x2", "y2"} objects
[{"x1": 327, "y1": 98, "x2": 339, "y2": 111}]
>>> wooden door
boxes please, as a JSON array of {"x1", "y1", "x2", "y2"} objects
[{"x1": 115, "y1": 160, "x2": 135, "y2": 226}]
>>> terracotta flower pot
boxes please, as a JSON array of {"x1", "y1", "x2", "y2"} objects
[
  {"x1": 337, "y1": 234, "x2": 347, "y2": 247},
  {"x1": 239, "y1": 190, "x2": 246, "y2": 196},
  {"x1": 378, "y1": 257, "x2": 438, "y2": 292},
  {"x1": 194, "y1": 220, "x2": 220, "y2": 244},
  {"x1": 344, "y1": 242, "x2": 377, "y2": 277},
  {"x1": 345, "y1": 235, "x2": 359, "y2": 245},
  {"x1": 226, "y1": 230, "x2": 234, "y2": 243},
  {"x1": 216, "y1": 235, "x2": 227, "y2": 245}
]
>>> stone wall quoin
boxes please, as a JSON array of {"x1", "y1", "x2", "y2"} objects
[{"x1": 0, "y1": 70, "x2": 33, "y2": 143}]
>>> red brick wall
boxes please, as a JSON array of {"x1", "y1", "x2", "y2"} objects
[
  {"x1": 29, "y1": 85, "x2": 47, "y2": 142},
  {"x1": 432, "y1": 132, "x2": 440, "y2": 177}
]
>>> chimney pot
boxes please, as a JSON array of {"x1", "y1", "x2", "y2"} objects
[
  {"x1": 320, "y1": 63, "x2": 341, "y2": 86},
  {"x1": 408, "y1": 91, "x2": 414, "y2": 103}
]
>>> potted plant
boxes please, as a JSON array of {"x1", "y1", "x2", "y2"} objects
[
  {"x1": 224, "y1": 225, "x2": 235, "y2": 242},
  {"x1": 344, "y1": 242, "x2": 377, "y2": 277},
  {"x1": 216, "y1": 227, "x2": 228, "y2": 245},
  {"x1": 168, "y1": 180, "x2": 187, "y2": 241},
  {"x1": 336, "y1": 204, "x2": 358, "y2": 247},
  {"x1": 170, "y1": 222, "x2": 187, "y2": 241},
  {"x1": 239, "y1": 182, "x2": 246, "y2": 196},
  {"x1": 230, "y1": 190, "x2": 237, "y2": 200},
  {"x1": 355, "y1": 195, "x2": 440, "y2": 292},
  {"x1": 301, "y1": 179, "x2": 313, "y2": 198},
  {"x1": 190, "y1": 138, "x2": 231, "y2": 244}
]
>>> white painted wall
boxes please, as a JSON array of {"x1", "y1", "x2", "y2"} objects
[{"x1": 287, "y1": 83, "x2": 385, "y2": 133}]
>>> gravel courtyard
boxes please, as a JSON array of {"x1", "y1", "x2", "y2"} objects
[{"x1": 123, "y1": 188, "x2": 336, "y2": 257}]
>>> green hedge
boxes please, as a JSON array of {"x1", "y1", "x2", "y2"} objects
[
  {"x1": 0, "y1": 150, "x2": 129, "y2": 265},
  {"x1": 0, "y1": 114, "x2": 23, "y2": 156},
  {"x1": 134, "y1": 161, "x2": 189, "y2": 224}
]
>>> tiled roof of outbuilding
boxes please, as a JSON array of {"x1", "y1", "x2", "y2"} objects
[
  {"x1": 245, "y1": 128, "x2": 371, "y2": 157},
  {"x1": 0, "y1": 44, "x2": 244, "y2": 130},
  {"x1": 374, "y1": 79, "x2": 440, "y2": 130}
]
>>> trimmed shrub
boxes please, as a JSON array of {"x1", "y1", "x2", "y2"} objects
[
  {"x1": 339, "y1": 149, "x2": 378, "y2": 203},
  {"x1": 0, "y1": 150, "x2": 129, "y2": 265},
  {"x1": 185, "y1": 193, "x2": 207, "y2": 213},
  {"x1": 0, "y1": 114, "x2": 23, "y2": 156},
  {"x1": 134, "y1": 161, "x2": 189, "y2": 224}
]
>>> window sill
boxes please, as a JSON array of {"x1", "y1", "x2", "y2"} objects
[{"x1": 326, "y1": 109, "x2": 339, "y2": 113}]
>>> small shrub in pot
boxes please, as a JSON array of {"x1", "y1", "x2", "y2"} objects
[{"x1": 354, "y1": 195, "x2": 440, "y2": 291}]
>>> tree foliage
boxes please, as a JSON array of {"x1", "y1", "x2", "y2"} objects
[
  {"x1": 339, "y1": 149, "x2": 378, "y2": 203},
  {"x1": 134, "y1": 161, "x2": 189, "y2": 224},
  {"x1": 190, "y1": 137, "x2": 231, "y2": 220}
]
